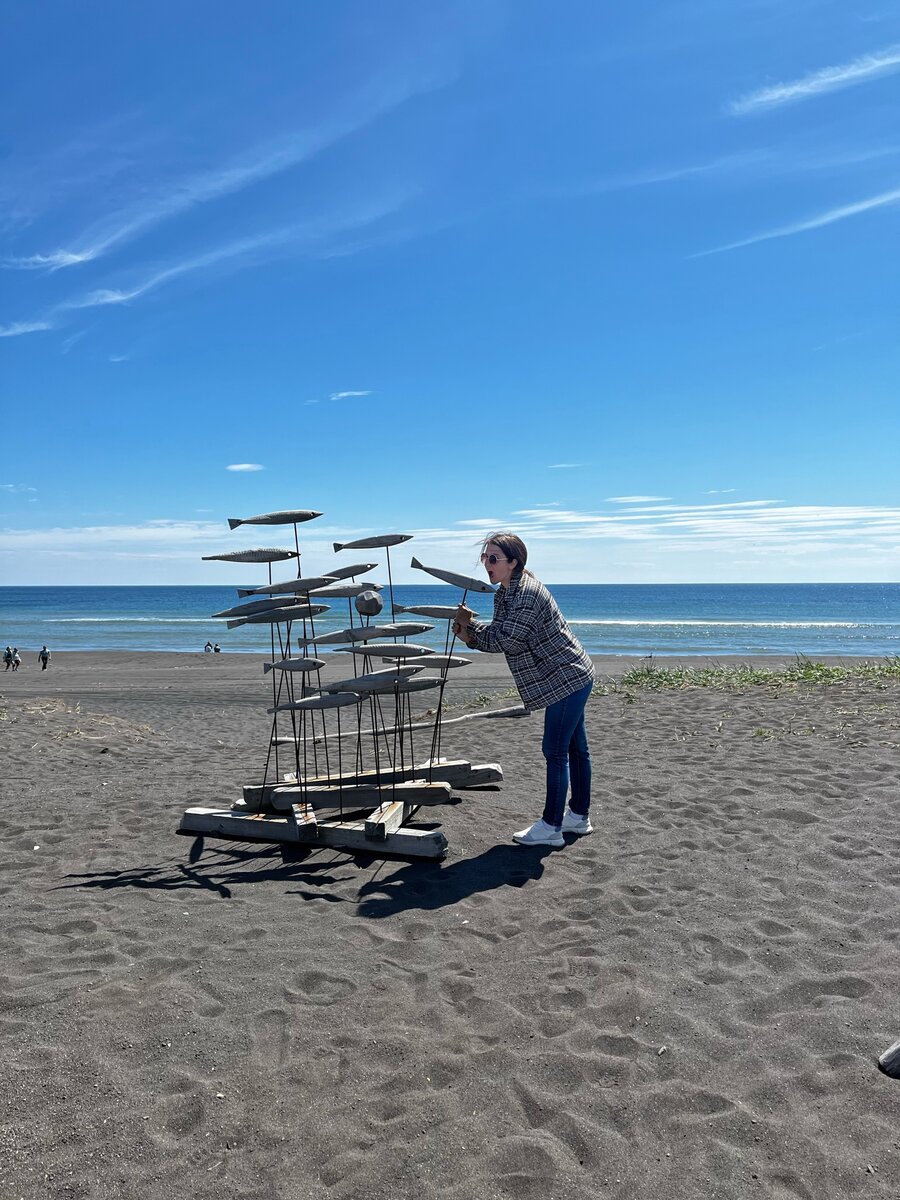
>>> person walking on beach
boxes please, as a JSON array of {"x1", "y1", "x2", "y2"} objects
[
  {"x1": 38, "y1": 645, "x2": 50, "y2": 671},
  {"x1": 3, "y1": 646, "x2": 11, "y2": 671},
  {"x1": 453, "y1": 532, "x2": 595, "y2": 848},
  {"x1": 11, "y1": 647, "x2": 21, "y2": 672}
]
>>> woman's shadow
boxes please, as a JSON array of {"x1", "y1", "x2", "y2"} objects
[{"x1": 355, "y1": 842, "x2": 555, "y2": 918}]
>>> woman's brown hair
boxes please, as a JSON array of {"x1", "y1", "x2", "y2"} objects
[{"x1": 480, "y1": 532, "x2": 529, "y2": 577}]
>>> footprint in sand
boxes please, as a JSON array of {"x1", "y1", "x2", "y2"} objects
[{"x1": 284, "y1": 970, "x2": 356, "y2": 1006}]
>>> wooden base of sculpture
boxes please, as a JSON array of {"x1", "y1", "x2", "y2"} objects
[{"x1": 178, "y1": 802, "x2": 449, "y2": 858}]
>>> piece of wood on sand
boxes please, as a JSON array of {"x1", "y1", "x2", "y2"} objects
[
  {"x1": 878, "y1": 1038, "x2": 900, "y2": 1078},
  {"x1": 177, "y1": 807, "x2": 448, "y2": 858},
  {"x1": 287, "y1": 758, "x2": 503, "y2": 790},
  {"x1": 268, "y1": 780, "x2": 454, "y2": 812}
]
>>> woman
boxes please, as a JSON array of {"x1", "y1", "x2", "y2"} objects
[{"x1": 453, "y1": 533, "x2": 595, "y2": 848}]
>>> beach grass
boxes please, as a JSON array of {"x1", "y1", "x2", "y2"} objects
[{"x1": 611, "y1": 655, "x2": 900, "y2": 693}]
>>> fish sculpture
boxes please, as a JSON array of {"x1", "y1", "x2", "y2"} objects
[
  {"x1": 392, "y1": 678, "x2": 443, "y2": 695},
  {"x1": 226, "y1": 603, "x2": 329, "y2": 630},
  {"x1": 294, "y1": 621, "x2": 433, "y2": 648},
  {"x1": 306, "y1": 581, "x2": 382, "y2": 599},
  {"x1": 238, "y1": 575, "x2": 338, "y2": 598},
  {"x1": 333, "y1": 534, "x2": 413, "y2": 552},
  {"x1": 318, "y1": 665, "x2": 424, "y2": 694},
  {"x1": 410, "y1": 556, "x2": 495, "y2": 593},
  {"x1": 262, "y1": 656, "x2": 327, "y2": 675},
  {"x1": 321, "y1": 562, "x2": 379, "y2": 580},
  {"x1": 203, "y1": 548, "x2": 299, "y2": 563},
  {"x1": 213, "y1": 597, "x2": 310, "y2": 619},
  {"x1": 401, "y1": 654, "x2": 471, "y2": 669},
  {"x1": 268, "y1": 691, "x2": 361, "y2": 713},
  {"x1": 392, "y1": 604, "x2": 459, "y2": 619},
  {"x1": 228, "y1": 509, "x2": 322, "y2": 530},
  {"x1": 330, "y1": 642, "x2": 434, "y2": 658}
]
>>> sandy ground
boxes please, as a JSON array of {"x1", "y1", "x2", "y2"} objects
[{"x1": 1, "y1": 651, "x2": 899, "y2": 1199}]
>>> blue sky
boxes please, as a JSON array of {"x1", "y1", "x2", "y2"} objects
[{"x1": 2, "y1": 0, "x2": 899, "y2": 585}]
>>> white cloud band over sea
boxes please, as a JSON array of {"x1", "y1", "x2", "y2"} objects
[{"x1": 3, "y1": 500, "x2": 899, "y2": 584}]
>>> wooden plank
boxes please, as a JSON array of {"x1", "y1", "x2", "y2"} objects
[
  {"x1": 364, "y1": 799, "x2": 405, "y2": 840},
  {"x1": 284, "y1": 760, "x2": 503, "y2": 790},
  {"x1": 272, "y1": 704, "x2": 529, "y2": 748},
  {"x1": 287, "y1": 803, "x2": 318, "y2": 834},
  {"x1": 178, "y1": 807, "x2": 447, "y2": 859},
  {"x1": 267, "y1": 780, "x2": 453, "y2": 812}
]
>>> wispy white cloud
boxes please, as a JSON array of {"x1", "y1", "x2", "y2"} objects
[
  {"x1": 6, "y1": 502, "x2": 900, "y2": 583},
  {"x1": 1, "y1": 483, "x2": 37, "y2": 493},
  {"x1": 4, "y1": 70, "x2": 443, "y2": 272},
  {"x1": 548, "y1": 463, "x2": 585, "y2": 469},
  {"x1": 109, "y1": 354, "x2": 129, "y2": 363},
  {"x1": 226, "y1": 464, "x2": 264, "y2": 472},
  {"x1": 730, "y1": 43, "x2": 900, "y2": 115},
  {"x1": 0, "y1": 319, "x2": 53, "y2": 338},
  {"x1": 60, "y1": 329, "x2": 89, "y2": 354},
  {"x1": 607, "y1": 495, "x2": 672, "y2": 503},
  {"x1": 329, "y1": 390, "x2": 372, "y2": 401},
  {"x1": 4, "y1": 193, "x2": 411, "y2": 335},
  {"x1": 704, "y1": 488, "x2": 737, "y2": 494},
  {"x1": 695, "y1": 184, "x2": 900, "y2": 255}
]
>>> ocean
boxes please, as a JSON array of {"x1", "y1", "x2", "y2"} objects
[{"x1": 1, "y1": 584, "x2": 898, "y2": 658}]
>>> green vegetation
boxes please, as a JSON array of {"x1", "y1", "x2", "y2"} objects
[{"x1": 610, "y1": 656, "x2": 900, "y2": 693}]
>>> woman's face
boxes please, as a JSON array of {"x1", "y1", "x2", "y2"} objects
[{"x1": 481, "y1": 542, "x2": 518, "y2": 588}]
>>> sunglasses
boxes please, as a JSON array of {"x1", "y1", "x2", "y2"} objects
[{"x1": 480, "y1": 552, "x2": 506, "y2": 565}]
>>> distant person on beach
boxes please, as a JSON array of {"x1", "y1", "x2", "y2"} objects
[
  {"x1": 213, "y1": 643, "x2": 221, "y2": 653},
  {"x1": 453, "y1": 532, "x2": 595, "y2": 848},
  {"x1": 11, "y1": 647, "x2": 21, "y2": 672},
  {"x1": 204, "y1": 641, "x2": 213, "y2": 652},
  {"x1": 38, "y1": 646, "x2": 50, "y2": 671},
  {"x1": 3, "y1": 646, "x2": 11, "y2": 671}
]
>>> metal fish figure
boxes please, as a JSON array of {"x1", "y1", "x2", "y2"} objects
[
  {"x1": 321, "y1": 562, "x2": 378, "y2": 580},
  {"x1": 306, "y1": 581, "x2": 382, "y2": 599},
  {"x1": 333, "y1": 534, "x2": 413, "y2": 552},
  {"x1": 331, "y1": 642, "x2": 434, "y2": 658},
  {"x1": 294, "y1": 621, "x2": 433, "y2": 648},
  {"x1": 203, "y1": 548, "x2": 299, "y2": 563},
  {"x1": 393, "y1": 678, "x2": 443, "y2": 695},
  {"x1": 318, "y1": 665, "x2": 424, "y2": 694},
  {"x1": 228, "y1": 509, "x2": 322, "y2": 530},
  {"x1": 410, "y1": 556, "x2": 495, "y2": 593},
  {"x1": 238, "y1": 575, "x2": 338, "y2": 598},
  {"x1": 226, "y1": 603, "x2": 329, "y2": 630},
  {"x1": 401, "y1": 655, "x2": 471, "y2": 669},
  {"x1": 392, "y1": 604, "x2": 459, "y2": 620},
  {"x1": 263, "y1": 656, "x2": 327, "y2": 675},
  {"x1": 213, "y1": 597, "x2": 309, "y2": 619},
  {"x1": 268, "y1": 691, "x2": 361, "y2": 713}
]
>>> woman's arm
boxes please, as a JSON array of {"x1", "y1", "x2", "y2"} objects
[{"x1": 456, "y1": 597, "x2": 541, "y2": 655}]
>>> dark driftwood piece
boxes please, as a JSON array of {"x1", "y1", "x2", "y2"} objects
[{"x1": 878, "y1": 1039, "x2": 900, "y2": 1078}]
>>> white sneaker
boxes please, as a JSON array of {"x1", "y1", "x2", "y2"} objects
[
  {"x1": 512, "y1": 819, "x2": 565, "y2": 848},
  {"x1": 562, "y1": 807, "x2": 593, "y2": 835}
]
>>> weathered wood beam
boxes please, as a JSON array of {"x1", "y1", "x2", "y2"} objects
[{"x1": 178, "y1": 807, "x2": 448, "y2": 859}]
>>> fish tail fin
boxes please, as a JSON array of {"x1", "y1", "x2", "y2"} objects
[
  {"x1": 227, "y1": 518, "x2": 242, "y2": 530},
  {"x1": 262, "y1": 662, "x2": 273, "y2": 674},
  {"x1": 226, "y1": 618, "x2": 245, "y2": 630},
  {"x1": 333, "y1": 542, "x2": 344, "y2": 552},
  {"x1": 410, "y1": 555, "x2": 423, "y2": 569},
  {"x1": 237, "y1": 588, "x2": 254, "y2": 597},
  {"x1": 392, "y1": 605, "x2": 408, "y2": 614}
]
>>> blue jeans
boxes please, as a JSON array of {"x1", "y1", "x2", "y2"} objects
[{"x1": 541, "y1": 681, "x2": 593, "y2": 828}]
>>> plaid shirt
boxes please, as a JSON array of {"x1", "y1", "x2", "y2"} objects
[{"x1": 467, "y1": 572, "x2": 595, "y2": 711}]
